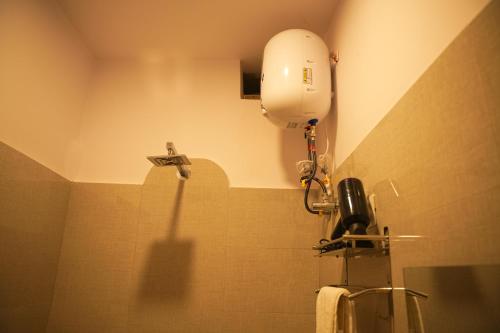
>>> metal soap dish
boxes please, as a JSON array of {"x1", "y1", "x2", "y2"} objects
[{"x1": 312, "y1": 234, "x2": 422, "y2": 258}]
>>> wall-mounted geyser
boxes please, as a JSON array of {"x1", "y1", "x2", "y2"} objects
[
  {"x1": 260, "y1": 29, "x2": 333, "y2": 216},
  {"x1": 260, "y1": 29, "x2": 331, "y2": 129},
  {"x1": 147, "y1": 142, "x2": 191, "y2": 180}
]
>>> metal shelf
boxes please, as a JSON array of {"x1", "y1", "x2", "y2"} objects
[{"x1": 313, "y1": 234, "x2": 422, "y2": 258}]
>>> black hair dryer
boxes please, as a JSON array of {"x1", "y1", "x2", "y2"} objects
[
  {"x1": 338, "y1": 178, "x2": 370, "y2": 235},
  {"x1": 331, "y1": 178, "x2": 371, "y2": 242}
]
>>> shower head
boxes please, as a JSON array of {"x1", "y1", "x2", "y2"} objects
[
  {"x1": 147, "y1": 154, "x2": 191, "y2": 167},
  {"x1": 147, "y1": 142, "x2": 191, "y2": 180}
]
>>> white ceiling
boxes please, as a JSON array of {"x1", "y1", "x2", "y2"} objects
[{"x1": 57, "y1": 0, "x2": 337, "y2": 72}]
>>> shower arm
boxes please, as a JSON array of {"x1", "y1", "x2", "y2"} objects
[{"x1": 166, "y1": 142, "x2": 190, "y2": 179}]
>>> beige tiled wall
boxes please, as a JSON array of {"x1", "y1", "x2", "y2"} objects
[
  {"x1": 46, "y1": 183, "x2": 141, "y2": 333},
  {"x1": 321, "y1": 1, "x2": 500, "y2": 331},
  {"x1": 47, "y1": 160, "x2": 321, "y2": 333},
  {"x1": 404, "y1": 265, "x2": 500, "y2": 332},
  {"x1": 0, "y1": 142, "x2": 70, "y2": 332}
]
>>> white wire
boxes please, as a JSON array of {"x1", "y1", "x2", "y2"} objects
[
  {"x1": 328, "y1": 119, "x2": 337, "y2": 174},
  {"x1": 322, "y1": 121, "x2": 330, "y2": 156},
  {"x1": 319, "y1": 118, "x2": 336, "y2": 176}
]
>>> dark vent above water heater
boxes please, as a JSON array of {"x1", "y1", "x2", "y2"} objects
[{"x1": 241, "y1": 72, "x2": 261, "y2": 99}]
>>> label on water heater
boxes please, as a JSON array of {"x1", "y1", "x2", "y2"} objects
[{"x1": 303, "y1": 68, "x2": 312, "y2": 84}]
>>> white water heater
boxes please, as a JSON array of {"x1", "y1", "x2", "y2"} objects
[{"x1": 260, "y1": 29, "x2": 331, "y2": 128}]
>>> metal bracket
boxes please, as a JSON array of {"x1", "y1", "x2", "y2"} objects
[
  {"x1": 166, "y1": 142, "x2": 190, "y2": 180},
  {"x1": 312, "y1": 199, "x2": 339, "y2": 214}
]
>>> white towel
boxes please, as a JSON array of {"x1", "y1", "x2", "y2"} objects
[{"x1": 316, "y1": 287, "x2": 354, "y2": 333}]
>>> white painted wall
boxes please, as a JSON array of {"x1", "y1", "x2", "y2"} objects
[
  {"x1": 69, "y1": 59, "x2": 328, "y2": 188},
  {"x1": 0, "y1": 0, "x2": 93, "y2": 178},
  {"x1": 1, "y1": 0, "x2": 490, "y2": 188},
  {"x1": 71, "y1": 0, "x2": 491, "y2": 188},
  {"x1": 325, "y1": 0, "x2": 490, "y2": 167}
]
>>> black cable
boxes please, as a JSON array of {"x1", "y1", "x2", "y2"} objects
[
  {"x1": 303, "y1": 177, "x2": 329, "y2": 214},
  {"x1": 304, "y1": 150, "x2": 317, "y2": 183},
  {"x1": 304, "y1": 180, "x2": 319, "y2": 214},
  {"x1": 301, "y1": 176, "x2": 327, "y2": 194},
  {"x1": 303, "y1": 126, "x2": 329, "y2": 215},
  {"x1": 313, "y1": 177, "x2": 327, "y2": 193},
  {"x1": 303, "y1": 148, "x2": 328, "y2": 215}
]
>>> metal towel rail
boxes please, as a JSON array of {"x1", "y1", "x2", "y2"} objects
[{"x1": 315, "y1": 286, "x2": 429, "y2": 300}]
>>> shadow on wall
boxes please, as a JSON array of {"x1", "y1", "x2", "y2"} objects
[
  {"x1": 137, "y1": 180, "x2": 194, "y2": 303},
  {"x1": 279, "y1": 64, "x2": 339, "y2": 186}
]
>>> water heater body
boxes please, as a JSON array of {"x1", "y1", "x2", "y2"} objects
[{"x1": 260, "y1": 29, "x2": 331, "y2": 129}]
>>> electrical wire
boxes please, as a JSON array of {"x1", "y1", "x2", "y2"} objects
[
  {"x1": 304, "y1": 138, "x2": 316, "y2": 183},
  {"x1": 301, "y1": 175, "x2": 327, "y2": 193},
  {"x1": 302, "y1": 150, "x2": 328, "y2": 215},
  {"x1": 302, "y1": 123, "x2": 330, "y2": 215},
  {"x1": 322, "y1": 122, "x2": 330, "y2": 156},
  {"x1": 304, "y1": 180, "x2": 319, "y2": 214}
]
